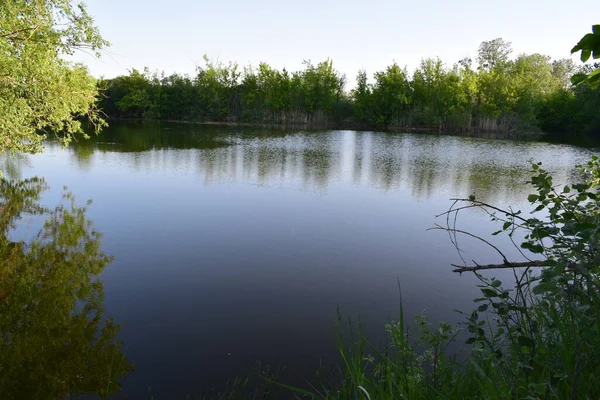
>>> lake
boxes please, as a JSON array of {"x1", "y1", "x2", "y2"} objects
[{"x1": 5, "y1": 121, "x2": 598, "y2": 398}]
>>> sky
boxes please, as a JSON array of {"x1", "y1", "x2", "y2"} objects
[{"x1": 73, "y1": 0, "x2": 597, "y2": 86}]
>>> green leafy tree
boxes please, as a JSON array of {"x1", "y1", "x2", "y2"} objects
[
  {"x1": 411, "y1": 58, "x2": 469, "y2": 129},
  {"x1": 371, "y1": 63, "x2": 411, "y2": 125},
  {"x1": 551, "y1": 58, "x2": 577, "y2": 89},
  {"x1": 0, "y1": 0, "x2": 108, "y2": 154},
  {"x1": 195, "y1": 55, "x2": 240, "y2": 121},
  {"x1": 351, "y1": 69, "x2": 374, "y2": 122},
  {"x1": 477, "y1": 38, "x2": 513, "y2": 71},
  {"x1": 111, "y1": 69, "x2": 153, "y2": 118}
]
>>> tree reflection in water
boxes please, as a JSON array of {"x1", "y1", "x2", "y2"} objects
[{"x1": 0, "y1": 177, "x2": 132, "y2": 399}]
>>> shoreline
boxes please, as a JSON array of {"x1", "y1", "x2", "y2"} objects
[{"x1": 106, "y1": 117, "x2": 546, "y2": 139}]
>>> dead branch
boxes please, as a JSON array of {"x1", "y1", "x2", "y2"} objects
[{"x1": 452, "y1": 260, "x2": 550, "y2": 273}]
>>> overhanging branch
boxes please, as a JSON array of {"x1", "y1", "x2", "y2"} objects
[{"x1": 452, "y1": 260, "x2": 551, "y2": 273}]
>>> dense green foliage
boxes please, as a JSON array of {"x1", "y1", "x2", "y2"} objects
[
  {"x1": 0, "y1": 178, "x2": 132, "y2": 398},
  {"x1": 99, "y1": 38, "x2": 600, "y2": 137},
  {"x1": 0, "y1": 0, "x2": 107, "y2": 155},
  {"x1": 99, "y1": 58, "x2": 349, "y2": 126}
]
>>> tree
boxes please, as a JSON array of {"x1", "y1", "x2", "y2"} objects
[
  {"x1": 551, "y1": 58, "x2": 577, "y2": 89},
  {"x1": 371, "y1": 63, "x2": 411, "y2": 125},
  {"x1": 352, "y1": 70, "x2": 374, "y2": 122},
  {"x1": 477, "y1": 38, "x2": 512, "y2": 71},
  {"x1": 0, "y1": 0, "x2": 108, "y2": 155}
]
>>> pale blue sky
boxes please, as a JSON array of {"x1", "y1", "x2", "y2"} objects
[{"x1": 74, "y1": 0, "x2": 597, "y2": 85}]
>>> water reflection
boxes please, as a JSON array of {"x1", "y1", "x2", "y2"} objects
[
  {"x1": 62, "y1": 123, "x2": 594, "y2": 204},
  {"x1": 27, "y1": 122, "x2": 598, "y2": 397},
  {"x1": 0, "y1": 178, "x2": 132, "y2": 398}
]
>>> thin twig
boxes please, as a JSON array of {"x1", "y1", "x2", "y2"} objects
[{"x1": 430, "y1": 225, "x2": 510, "y2": 264}]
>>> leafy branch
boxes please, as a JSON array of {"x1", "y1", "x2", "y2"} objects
[{"x1": 571, "y1": 25, "x2": 600, "y2": 88}]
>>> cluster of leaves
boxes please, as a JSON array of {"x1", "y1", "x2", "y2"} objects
[
  {"x1": 571, "y1": 25, "x2": 600, "y2": 88},
  {"x1": 99, "y1": 58, "x2": 349, "y2": 126},
  {"x1": 0, "y1": 0, "x2": 108, "y2": 155},
  {"x1": 0, "y1": 178, "x2": 133, "y2": 398}
]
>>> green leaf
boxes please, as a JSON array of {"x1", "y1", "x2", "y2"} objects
[
  {"x1": 587, "y1": 68, "x2": 600, "y2": 88},
  {"x1": 533, "y1": 281, "x2": 556, "y2": 295},
  {"x1": 502, "y1": 221, "x2": 511, "y2": 230},
  {"x1": 521, "y1": 242, "x2": 544, "y2": 253},
  {"x1": 491, "y1": 280, "x2": 502, "y2": 288},
  {"x1": 581, "y1": 49, "x2": 592, "y2": 62},
  {"x1": 481, "y1": 288, "x2": 499, "y2": 298},
  {"x1": 517, "y1": 336, "x2": 535, "y2": 347},
  {"x1": 527, "y1": 194, "x2": 538, "y2": 202}
]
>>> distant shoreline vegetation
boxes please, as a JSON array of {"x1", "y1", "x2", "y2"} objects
[{"x1": 98, "y1": 39, "x2": 600, "y2": 139}]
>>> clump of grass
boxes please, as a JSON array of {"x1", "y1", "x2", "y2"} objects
[{"x1": 279, "y1": 274, "x2": 600, "y2": 399}]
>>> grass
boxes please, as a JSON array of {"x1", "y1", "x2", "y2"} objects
[{"x1": 273, "y1": 272, "x2": 600, "y2": 399}]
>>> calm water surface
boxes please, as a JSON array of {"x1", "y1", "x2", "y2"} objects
[{"x1": 10, "y1": 122, "x2": 599, "y2": 397}]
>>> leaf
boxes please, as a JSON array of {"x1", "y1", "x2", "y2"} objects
[
  {"x1": 491, "y1": 280, "x2": 502, "y2": 288},
  {"x1": 587, "y1": 68, "x2": 600, "y2": 89},
  {"x1": 502, "y1": 221, "x2": 511, "y2": 230},
  {"x1": 521, "y1": 242, "x2": 544, "y2": 253},
  {"x1": 575, "y1": 222, "x2": 597, "y2": 231},
  {"x1": 530, "y1": 245, "x2": 544, "y2": 253},
  {"x1": 527, "y1": 194, "x2": 539, "y2": 202},
  {"x1": 517, "y1": 336, "x2": 535, "y2": 347},
  {"x1": 533, "y1": 281, "x2": 556, "y2": 295},
  {"x1": 481, "y1": 288, "x2": 499, "y2": 298}
]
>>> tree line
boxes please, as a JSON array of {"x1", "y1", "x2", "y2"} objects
[
  {"x1": 98, "y1": 39, "x2": 600, "y2": 138},
  {"x1": 99, "y1": 57, "x2": 348, "y2": 127}
]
